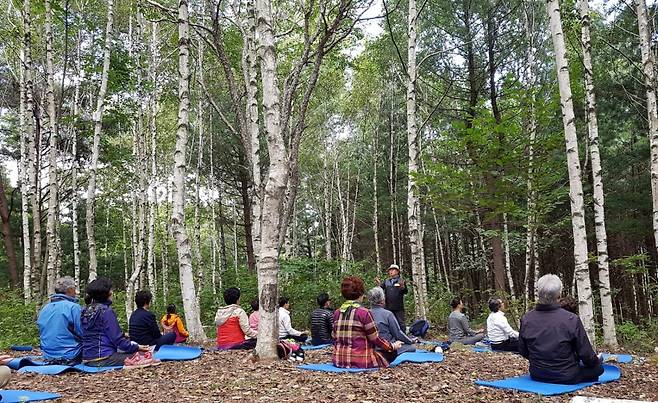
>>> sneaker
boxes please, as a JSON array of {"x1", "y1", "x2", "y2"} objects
[
  {"x1": 474, "y1": 342, "x2": 489, "y2": 349},
  {"x1": 124, "y1": 352, "x2": 161, "y2": 369},
  {"x1": 295, "y1": 355, "x2": 304, "y2": 362}
]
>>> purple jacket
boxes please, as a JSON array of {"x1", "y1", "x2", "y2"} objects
[
  {"x1": 81, "y1": 302, "x2": 138, "y2": 361},
  {"x1": 519, "y1": 303, "x2": 601, "y2": 383}
]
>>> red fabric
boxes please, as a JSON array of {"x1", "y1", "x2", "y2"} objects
[{"x1": 216, "y1": 317, "x2": 246, "y2": 348}]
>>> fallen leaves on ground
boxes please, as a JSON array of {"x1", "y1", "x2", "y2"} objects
[{"x1": 5, "y1": 348, "x2": 658, "y2": 402}]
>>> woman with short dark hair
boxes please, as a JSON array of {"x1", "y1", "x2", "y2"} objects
[
  {"x1": 486, "y1": 297, "x2": 519, "y2": 352},
  {"x1": 129, "y1": 290, "x2": 176, "y2": 349},
  {"x1": 332, "y1": 277, "x2": 402, "y2": 368}
]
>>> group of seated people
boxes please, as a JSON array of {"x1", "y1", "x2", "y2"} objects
[
  {"x1": 447, "y1": 274, "x2": 604, "y2": 384},
  {"x1": 34, "y1": 276, "x2": 189, "y2": 368}
]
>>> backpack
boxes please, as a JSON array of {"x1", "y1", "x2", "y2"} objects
[{"x1": 409, "y1": 319, "x2": 430, "y2": 338}]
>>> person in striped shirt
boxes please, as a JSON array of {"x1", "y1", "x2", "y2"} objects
[{"x1": 310, "y1": 292, "x2": 334, "y2": 345}]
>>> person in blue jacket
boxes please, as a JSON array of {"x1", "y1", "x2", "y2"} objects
[
  {"x1": 81, "y1": 277, "x2": 148, "y2": 367},
  {"x1": 37, "y1": 276, "x2": 83, "y2": 365}
]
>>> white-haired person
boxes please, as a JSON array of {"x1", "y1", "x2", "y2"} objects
[
  {"x1": 519, "y1": 274, "x2": 603, "y2": 384},
  {"x1": 367, "y1": 287, "x2": 416, "y2": 362},
  {"x1": 486, "y1": 297, "x2": 518, "y2": 352},
  {"x1": 375, "y1": 264, "x2": 408, "y2": 332},
  {"x1": 37, "y1": 276, "x2": 84, "y2": 365}
]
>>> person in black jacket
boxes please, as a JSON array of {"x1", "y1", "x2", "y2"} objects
[
  {"x1": 519, "y1": 274, "x2": 604, "y2": 384},
  {"x1": 375, "y1": 264, "x2": 408, "y2": 332},
  {"x1": 129, "y1": 291, "x2": 176, "y2": 350},
  {"x1": 310, "y1": 292, "x2": 334, "y2": 345}
]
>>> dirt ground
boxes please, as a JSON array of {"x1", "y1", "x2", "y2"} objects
[{"x1": 6, "y1": 347, "x2": 658, "y2": 402}]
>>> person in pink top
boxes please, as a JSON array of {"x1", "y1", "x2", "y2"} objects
[{"x1": 249, "y1": 299, "x2": 260, "y2": 331}]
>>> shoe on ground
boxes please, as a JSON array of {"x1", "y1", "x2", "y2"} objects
[{"x1": 124, "y1": 352, "x2": 161, "y2": 369}]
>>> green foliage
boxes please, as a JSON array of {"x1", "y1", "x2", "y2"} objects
[
  {"x1": 0, "y1": 290, "x2": 39, "y2": 349},
  {"x1": 615, "y1": 321, "x2": 656, "y2": 353}
]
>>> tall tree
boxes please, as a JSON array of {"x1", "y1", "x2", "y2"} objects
[
  {"x1": 86, "y1": 0, "x2": 114, "y2": 282},
  {"x1": 546, "y1": 0, "x2": 595, "y2": 343},
  {"x1": 172, "y1": 0, "x2": 205, "y2": 342},
  {"x1": 578, "y1": 0, "x2": 617, "y2": 347}
]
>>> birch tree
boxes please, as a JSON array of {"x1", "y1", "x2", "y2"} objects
[
  {"x1": 546, "y1": 0, "x2": 595, "y2": 343},
  {"x1": 406, "y1": 0, "x2": 428, "y2": 319},
  {"x1": 171, "y1": 0, "x2": 205, "y2": 341},
  {"x1": 45, "y1": 0, "x2": 59, "y2": 295},
  {"x1": 86, "y1": 0, "x2": 114, "y2": 282},
  {"x1": 579, "y1": 0, "x2": 617, "y2": 347}
]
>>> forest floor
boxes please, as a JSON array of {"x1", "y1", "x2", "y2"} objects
[{"x1": 6, "y1": 345, "x2": 658, "y2": 402}]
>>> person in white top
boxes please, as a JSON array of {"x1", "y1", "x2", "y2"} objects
[
  {"x1": 278, "y1": 297, "x2": 308, "y2": 343},
  {"x1": 486, "y1": 297, "x2": 519, "y2": 352}
]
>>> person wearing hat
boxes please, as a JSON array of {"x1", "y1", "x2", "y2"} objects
[{"x1": 375, "y1": 264, "x2": 408, "y2": 332}]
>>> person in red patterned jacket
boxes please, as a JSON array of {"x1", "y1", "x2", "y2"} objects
[
  {"x1": 332, "y1": 276, "x2": 403, "y2": 369},
  {"x1": 215, "y1": 287, "x2": 258, "y2": 349}
]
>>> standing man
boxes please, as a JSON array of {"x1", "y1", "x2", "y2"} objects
[
  {"x1": 376, "y1": 264, "x2": 408, "y2": 332},
  {"x1": 37, "y1": 276, "x2": 83, "y2": 365}
]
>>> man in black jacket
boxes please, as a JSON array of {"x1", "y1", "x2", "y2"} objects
[
  {"x1": 519, "y1": 274, "x2": 603, "y2": 384},
  {"x1": 129, "y1": 291, "x2": 176, "y2": 350},
  {"x1": 376, "y1": 264, "x2": 408, "y2": 332},
  {"x1": 310, "y1": 292, "x2": 334, "y2": 345}
]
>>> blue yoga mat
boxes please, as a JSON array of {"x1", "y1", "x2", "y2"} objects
[
  {"x1": 297, "y1": 352, "x2": 444, "y2": 373},
  {"x1": 18, "y1": 363, "x2": 123, "y2": 375},
  {"x1": 474, "y1": 364, "x2": 621, "y2": 396},
  {"x1": 472, "y1": 346, "x2": 492, "y2": 353},
  {"x1": 154, "y1": 345, "x2": 202, "y2": 361},
  {"x1": 0, "y1": 390, "x2": 60, "y2": 402},
  {"x1": 9, "y1": 346, "x2": 33, "y2": 352},
  {"x1": 301, "y1": 344, "x2": 332, "y2": 351},
  {"x1": 6, "y1": 357, "x2": 45, "y2": 371},
  {"x1": 600, "y1": 353, "x2": 632, "y2": 364}
]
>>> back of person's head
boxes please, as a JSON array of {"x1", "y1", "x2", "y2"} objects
[
  {"x1": 135, "y1": 290, "x2": 153, "y2": 308},
  {"x1": 224, "y1": 287, "x2": 241, "y2": 305},
  {"x1": 537, "y1": 274, "x2": 562, "y2": 304},
  {"x1": 250, "y1": 298, "x2": 259, "y2": 312},
  {"x1": 340, "y1": 276, "x2": 365, "y2": 300},
  {"x1": 488, "y1": 297, "x2": 503, "y2": 313},
  {"x1": 278, "y1": 297, "x2": 289, "y2": 308},
  {"x1": 450, "y1": 297, "x2": 462, "y2": 309},
  {"x1": 85, "y1": 277, "x2": 113, "y2": 304},
  {"x1": 367, "y1": 287, "x2": 385, "y2": 307},
  {"x1": 316, "y1": 292, "x2": 330, "y2": 307},
  {"x1": 54, "y1": 276, "x2": 76, "y2": 295},
  {"x1": 166, "y1": 304, "x2": 177, "y2": 319},
  {"x1": 558, "y1": 296, "x2": 578, "y2": 314}
]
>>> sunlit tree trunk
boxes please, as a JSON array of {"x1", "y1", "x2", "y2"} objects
[
  {"x1": 171, "y1": 0, "x2": 205, "y2": 342},
  {"x1": 503, "y1": 212, "x2": 515, "y2": 299},
  {"x1": 579, "y1": 0, "x2": 617, "y2": 347},
  {"x1": 146, "y1": 21, "x2": 159, "y2": 300},
  {"x1": 406, "y1": 0, "x2": 428, "y2": 319},
  {"x1": 254, "y1": 0, "x2": 289, "y2": 359},
  {"x1": 86, "y1": 0, "x2": 114, "y2": 282},
  {"x1": 323, "y1": 151, "x2": 332, "y2": 260},
  {"x1": 372, "y1": 135, "x2": 381, "y2": 272},
  {"x1": 546, "y1": 0, "x2": 595, "y2": 343}
]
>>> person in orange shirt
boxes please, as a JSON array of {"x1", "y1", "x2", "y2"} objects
[
  {"x1": 215, "y1": 288, "x2": 257, "y2": 349},
  {"x1": 161, "y1": 304, "x2": 190, "y2": 343}
]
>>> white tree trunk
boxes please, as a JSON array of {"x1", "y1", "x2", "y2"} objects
[
  {"x1": 546, "y1": 0, "x2": 595, "y2": 343},
  {"x1": 389, "y1": 106, "x2": 397, "y2": 263},
  {"x1": 579, "y1": 0, "x2": 617, "y2": 347},
  {"x1": 254, "y1": 0, "x2": 289, "y2": 360},
  {"x1": 146, "y1": 21, "x2": 159, "y2": 300},
  {"x1": 406, "y1": 0, "x2": 428, "y2": 320},
  {"x1": 86, "y1": 0, "x2": 114, "y2": 282},
  {"x1": 71, "y1": 27, "x2": 83, "y2": 293},
  {"x1": 171, "y1": 0, "x2": 205, "y2": 342},
  {"x1": 44, "y1": 0, "x2": 59, "y2": 296},
  {"x1": 503, "y1": 212, "x2": 516, "y2": 299},
  {"x1": 336, "y1": 159, "x2": 349, "y2": 272},
  {"x1": 372, "y1": 137, "x2": 381, "y2": 272},
  {"x1": 20, "y1": 0, "x2": 34, "y2": 301},
  {"x1": 323, "y1": 151, "x2": 332, "y2": 260}
]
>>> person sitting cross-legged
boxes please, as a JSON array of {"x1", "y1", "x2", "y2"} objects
[
  {"x1": 519, "y1": 274, "x2": 604, "y2": 384},
  {"x1": 215, "y1": 287, "x2": 258, "y2": 350},
  {"x1": 332, "y1": 276, "x2": 402, "y2": 369},
  {"x1": 486, "y1": 297, "x2": 518, "y2": 352},
  {"x1": 368, "y1": 287, "x2": 416, "y2": 362},
  {"x1": 161, "y1": 304, "x2": 189, "y2": 343},
  {"x1": 309, "y1": 292, "x2": 334, "y2": 346},
  {"x1": 130, "y1": 291, "x2": 176, "y2": 350},
  {"x1": 37, "y1": 276, "x2": 83, "y2": 365},
  {"x1": 278, "y1": 297, "x2": 308, "y2": 343},
  {"x1": 448, "y1": 297, "x2": 485, "y2": 345},
  {"x1": 82, "y1": 278, "x2": 154, "y2": 367}
]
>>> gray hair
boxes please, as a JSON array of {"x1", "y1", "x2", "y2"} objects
[
  {"x1": 537, "y1": 274, "x2": 562, "y2": 304},
  {"x1": 367, "y1": 287, "x2": 385, "y2": 307},
  {"x1": 54, "y1": 276, "x2": 77, "y2": 294}
]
